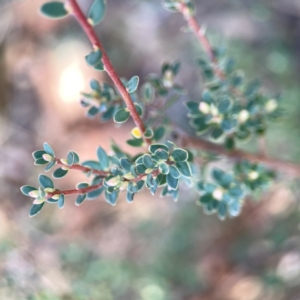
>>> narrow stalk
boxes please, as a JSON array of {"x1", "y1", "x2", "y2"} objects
[
  {"x1": 178, "y1": 3, "x2": 225, "y2": 79},
  {"x1": 182, "y1": 136, "x2": 300, "y2": 177},
  {"x1": 47, "y1": 182, "x2": 103, "y2": 198},
  {"x1": 47, "y1": 170, "x2": 161, "y2": 198},
  {"x1": 68, "y1": 0, "x2": 150, "y2": 144},
  {"x1": 178, "y1": 3, "x2": 246, "y2": 101},
  {"x1": 56, "y1": 158, "x2": 110, "y2": 177}
]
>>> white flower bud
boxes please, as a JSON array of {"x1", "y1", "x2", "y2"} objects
[
  {"x1": 238, "y1": 110, "x2": 250, "y2": 123},
  {"x1": 265, "y1": 99, "x2": 277, "y2": 112},
  {"x1": 107, "y1": 177, "x2": 120, "y2": 187},
  {"x1": 29, "y1": 190, "x2": 39, "y2": 198},
  {"x1": 213, "y1": 188, "x2": 224, "y2": 201},
  {"x1": 248, "y1": 171, "x2": 259, "y2": 181},
  {"x1": 199, "y1": 102, "x2": 210, "y2": 114},
  {"x1": 42, "y1": 154, "x2": 53, "y2": 162}
]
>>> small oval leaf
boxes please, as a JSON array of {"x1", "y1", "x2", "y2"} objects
[
  {"x1": 40, "y1": 2, "x2": 68, "y2": 19},
  {"x1": 126, "y1": 76, "x2": 139, "y2": 93},
  {"x1": 114, "y1": 108, "x2": 130, "y2": 123},
  {"x1": 88, "y1": 0, "x2": 107, "y2": 26}
]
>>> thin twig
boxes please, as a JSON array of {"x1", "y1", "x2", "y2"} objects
[
  {"x1": 47, "y1": 182, "x2": 104, "y2": 198},
  {"x1": 182, "y1": 136, "x2": 300, "y2": 177},
  {"x1": 55, "y1": 158, "x2": 110, "y2": 177},
  {"x1": 178, "y1": 3, "x2": 225, "y2": 79},
  {"x1": 68, "y1": 0, "x2": 150, "y2": 144}
]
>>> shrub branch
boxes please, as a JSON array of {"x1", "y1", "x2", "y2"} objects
[
  {"x1": 55, "y1": 158, "x2": 110, "y2": 177},
  {"x1": 68, "y1": 0, "x2": 150, "y2": 144}
]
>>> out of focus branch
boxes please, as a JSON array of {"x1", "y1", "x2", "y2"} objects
[{"x1": 182, "y1": 136, "x2": 300, "y2": 177}]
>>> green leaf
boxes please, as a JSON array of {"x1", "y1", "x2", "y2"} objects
[
  {"x1": 218, "y1": 202, "x2": 227, "y2": 220},
  {"x1": 229, "y1": 187, "x2": 243, "y2": 199},
  {"x1": 171, "y1": 148, "x2": 188, "y2": 162},
  {"x1": 126, "y1": 138, "x2": 143, "y2": 147},
  {"x1": 58, "y1": 194, "x2": 65, "y2": 209},
  {"x1": 29, "y1": 202, "x2": 45, "y2": 217},
  {"x1": 143, "y1": 154, "x2": 155, "y2": 169},
  {"x1": 32, "y1": 150, "x2": 47, "y2": 160},
  {"x1": 38, "y1": 174, "x2": 54, "y2": 189},
  {"x1": 167, "y1": 173, "x2": 179, "y2": 190},
  {"x1": 87, "y1": 106, "x2": 99, "y2": 118},
  {"x1": 128, "y1": 182, "x2": 138, "y2": 194},
  {"x1": 149, "y1": 143, "x2": 169, "y2": 153},
  {"x1": 20, "y1": 185, "x2": 37, "y2": 196},
  {"x1": 169, "y1": 165, "x2": 180, "y2": 179},
  {"x1": 90, "y1": 79, "x2": 101, "y2": 93},
  {"x1": 105, "y1": 190, "x2": 118, "y2": 206},
  {"x1": 134, "y1": 103, "x2": 143, "y2": 116},
  {"x1": 157, "y1": 174, "x2": 167, "y2": 186},
  {"x1": 163, "y1": 0, "x2": 180, "y2": 12},
  {"x1": 172, "y1": 60, "x2": 181, "y2": 76},
  {"x1": 185, "y1": 101, "x2": 199, "y2": 114},
  {"x1": 85, "y1": 49, "x2": 102, "y2": 67},
  {"x1": 141, "y1": 82, "x2": 154, "y2": 103},
  {"x1": 114, "y1": 108, "x2": 130, "y2": 123},
  {"x1": 159, "y1": 162, "x2": 169, "y2": 175},
  {"x1": 87, "y1": 187, "x2": 104, "y2": 200},
  {"x1": 53, "y1": 168, "x2": 68, "y2": 179},
  {"x1": 154, "y1": 149, "x2": 169, "y2": 161},
  {"x1": 67, "y1": 151, "x2": 77, "y2": 166},
  {"x1": 40, "y1": 2, "x2": 68, "y2": 19},
  {"x1": 43, "y1": 142, "x2": 55, "y2": 156},
  {"x1": 225, "y1": 137, "x2": 235, "y2": 150},
  {"x1": 190, "y1": 117, "x2": 210, "y2": 134},
  {"x1": 46, "y1": 198, "x2": 58, "y2": 204},
  {"x1": 136, "y1": 164, "x2": 147, "y2": 174},
  {"x1": 76, "y1": 182, "x2": 90, "y2": 189},
  {"x1": 212, "y1": 168, "x2": 224, "y2": 183},
  {"x1": 82, "y1": 160, "x2": 101, "y2": 170},
  {"x1": 218, "y1": 97, "x2": 233, "y2": 114},
  {"x1": 210, "y1": 127, "x2": 224, "y2": 140},
  {"x1": 144, "y1": 128, "x2": 154, "y2": 139},
  {"x1": 45, "y1": 160, "x2": 56, "y2": 172},
  {"x1": 220, "y1": 174, "x2": 233, "y2": 188},
  {"x1": 101, "y1": 106, "x2": 115, "y2": 121},
  {"x1": 39, "y1": 187, "x2": 46, "y2": 198},
  {"x1": 187, "y1": 150, "x2": 194, "y2": 162},
  {"x1": 76, "y1": 194, "x2": 87, "y2": 206},
  {"x1": 88, "y1": 0, "x2": 106, "y2": 26},
  {"x1": 228, "y1": 200, "x2": 241, "y2": 217},
  {"x1": 221, "y1": 119, "x2": 237, "y2": 132},
  {"x1": 97, "y1": 147, "x2": 109, "y2": 170},
  {"x1": 126, "y1": 76, "x2": 139, "y2": 93},
  {"x1": 200, "y1": 193, "x2": 213, "y2": 204},
  {"x1": 202, "y1": 90, "x2": 214, "y2": 103},
  {"x1": 126, "y1": 191, "x2": 135, "y2": 203},
  {"x1": 136, "y1": 180, "x2": 145, "y2": 191},
  {"x1": 153, "y1": 126, "x2": 165, "y2": 141},
  {"x1": 120, "y1": 158, "x2": 132, "y2": 172},
  {"x1": 94, "y1": 61, "x2": 104, "y2": 71},
  {"x1": 34, "y1": 158, "x2": 48, "y2": 165},
  {"x1": 176, "y1": 161, "x2": 192, "y2": 177}
]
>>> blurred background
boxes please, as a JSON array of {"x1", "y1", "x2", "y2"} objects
[{"x1": 1, "y1": 0, "x2": 300, "y2": 299}]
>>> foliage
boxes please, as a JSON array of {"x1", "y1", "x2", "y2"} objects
[{"x1": 21, "y1": 0, "x2": 284, "y2": 221}]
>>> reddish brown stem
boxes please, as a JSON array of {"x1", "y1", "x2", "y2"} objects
[
  {"x1": 178, "y1": 3, "x2": 225, "y2": 79},
  {"x1": 68, "y1": 0, "x2": 150, "y2": 145},
  {"x1": 47, "y1": 170, "x2": 160, "y2": 198},
  {"x1": 178, "y1": 3, "x2": 248, "y2": 101},
  {"x1": 47, "y1": 182, "x2": 103, "y2": 198},
  {"x1": 55, "y1": 158, "x2": 109, "y2": 177},
  {"x1": 182, "y1": 136, "x2": 300, "y2": 177}
]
